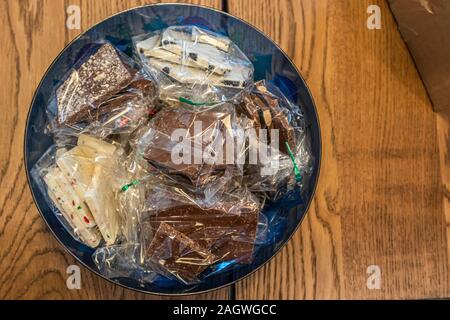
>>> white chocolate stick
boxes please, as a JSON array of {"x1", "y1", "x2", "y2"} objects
[{"x1": 85, "y1": 163, "x2": 120, "y2": 245}]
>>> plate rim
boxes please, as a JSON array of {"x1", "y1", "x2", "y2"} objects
[{"x1": 23, "y1": 2, "x2": 322, "y2": 296}]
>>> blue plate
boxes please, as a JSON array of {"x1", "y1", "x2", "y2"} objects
[{"x1": 24, "y1": 3, "x2": 321, "y2": 295}]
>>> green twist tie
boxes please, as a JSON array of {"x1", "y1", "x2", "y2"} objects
[
  {"x1": 285, "y1": 141, "x2": 302, "y2": 183},
  {"x1": 121, "y1": 179, "x2": 140, "y2": 192},
  {"x1": 179, "y1": 97, "x2": 215, "y2": 106}
]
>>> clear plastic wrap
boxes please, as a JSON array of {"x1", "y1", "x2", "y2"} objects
[
  {"x1": 96, "y1": 174, "x2": 262, "y2": 284},
  {"x1": 238, "y1": 80, "x2": 313, "y2": 201},
  {"x1": 31, "y1": 24, "x2": 314, "y2": 288},
  {"x1": 46, "y1": 42, "x2": 158, "y2": 139},
  {"x1": 32, "y1": 134, "x2": 126, "y2": 247},
  {"x1": 129, "y1": 101, "x2": 246, "y2": 201},
  {"x1": 32, "y1": 145, "x2": 102, "y2": 247},
  {"x1": 134, "y1": 25, "x2": 254, "y2": 105}
]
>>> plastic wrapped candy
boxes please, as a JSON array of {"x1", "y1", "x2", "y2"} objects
[
  {"x1": 32, "y1": 134, "x2": 126, "y2": 247},
  {"x1": 102, "y1": 174, "x2": 262, "y2": 284},
  {"x1": 134, "y1": 25, "x2": 254, "y2": 105},
  {"x1": 46, "y1": 42, "x2": 158, "y2": 138},
  {"x1": 238, "y1": 80, "x2": 313, "y2": 201},
  {"x1": 31, "y1": 25, "x2": 313, "y2": 288},
  {"x1": 130, "y1": 102, "x2": 247, "y2": 201}
]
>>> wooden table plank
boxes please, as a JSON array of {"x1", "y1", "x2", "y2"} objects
[
  {"x1": 0, "y1": 0, "x2": 229, "y2": 300},
  {"x1": 228, "y1": 0, "x2": 449, "y2": 299},
  {"x1": 437, "y1": 109, "x2": 450, "y2": 270}
]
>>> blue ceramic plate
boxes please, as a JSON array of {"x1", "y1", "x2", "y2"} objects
[{"x1": 24, "y1": 3, "x2": 321, "y2": 295}]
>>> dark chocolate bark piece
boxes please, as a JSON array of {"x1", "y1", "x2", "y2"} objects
[
  {"x1": 145, "y1": 222, "x2": 215, "y2": 282},
  {"x1": 144, "y1": 189, "x2": 260, "y2": 264},
  {"x1": 56, "y1": 43, "x2": 135, "y2": 125},
  {"x1": 239, "y1": 92, "x2": 275, "y2": 134},
  {"x1": 240, "y1": 83, "x2": 295, "y2": 155}
]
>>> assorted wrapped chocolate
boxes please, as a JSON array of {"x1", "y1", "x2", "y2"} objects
[
  {"x1": 135, "y1": 25, "x2": 254, "y2": 104},
  {"x1": 34, "y1": 26, "x2": 312, "y2": 286}
]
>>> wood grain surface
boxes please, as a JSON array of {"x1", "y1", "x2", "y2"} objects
[
  {"x1": 0, "y1": 0, "x2": 229, "y2": 300},
  {"x1": 228, "y1": 0, "x2": 449, "y2": 299},
  {"x1": 0, "y1": 0, "x2": 449, "y2": 300}
]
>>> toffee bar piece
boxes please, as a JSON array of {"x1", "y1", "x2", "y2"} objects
[
  {"x1": 56, "y1": 43, "x2": 135, "y2": 125},
  {"x1": 145, "y1": 222, "x2": 216, "y2": 283}
]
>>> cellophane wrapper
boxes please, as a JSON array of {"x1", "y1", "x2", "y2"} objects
[
  {"x1": 45, "y1": 41, "x2": 159, "y2": 141},
  {"x1": 31, "y1": 135, "x2": 127, "y2": 248},
  {"x1": 31, "y1": 27, "x2": 314, "y2": 287},
  {"x1": 133, "y1": 25, "x2": 254, "y2": 105}
]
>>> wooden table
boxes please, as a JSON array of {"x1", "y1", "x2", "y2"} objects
[{"x1": 0, "y1": 0, "x2": 448, "y2": 299}]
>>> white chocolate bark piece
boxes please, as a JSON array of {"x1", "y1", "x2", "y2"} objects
[
  {"x1": 163, "y1": 27, "x2": 231, "y2": 52},
  {"x1": 84, "y1": 163, "x2": 119, "y2": 245},
  {"x1": 149, "y1": 58, "x2": 249, "y2": 89},
  {"x1": 47, "y1": 188, "x2": 77, "y2": 231},
  {"x1": 137, "y1": 34, "x2": 229, "y2": 75},
  {"x1": 44, "y1": 167, "x2": 101, "y2": 247},
  {"x1": 77, "y1": 134, "x2": 117, "y2": 156},
  {"x1": 52, "y1": 167, "x2": 97, "y2": 229},
  {"x1": 161, "y1": 28, "x2": 192, "y2": 44},
  {"x1": 49, "y1": 187, "x2": 101, "y2": 247},
  {"x1": 162, "y1": 41, "x2": 232, "y2": 76}
]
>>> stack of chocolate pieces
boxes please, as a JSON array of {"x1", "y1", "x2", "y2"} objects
[
  {"x1": 139, "y1": 83, "x2": 299, "y2": 282},
  {"x1": 142, "y1": 104, "x2": 239, "y2": 190},
  {"x1": 55, "y1": 43, "x2": 157, "y2": 133},
  {"x1": 239, "y1": 81, "x2": 296, "y2": 155}
]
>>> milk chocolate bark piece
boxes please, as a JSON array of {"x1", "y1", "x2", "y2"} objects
[
  {"x1": 143, "y1": 106, "x2": 234, "y2": 188},
  {"x1": 145, "y1": 222, "x2": 215, "y2": 282},
  {"x1": 56, "y1": 43, "x2": 135, "y2": 125}
]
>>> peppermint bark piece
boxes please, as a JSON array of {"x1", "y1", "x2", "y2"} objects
[{"x1": 56, "y1": 146, "x2": 95, "y2": 199}]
